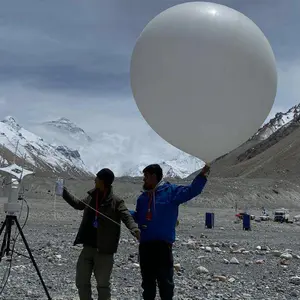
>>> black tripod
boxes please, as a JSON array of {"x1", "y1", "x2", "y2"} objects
[{"x1": 0, "y1": 214, "x2": 52, "y2": 299}]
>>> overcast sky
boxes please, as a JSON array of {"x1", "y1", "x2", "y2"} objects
[{"x1": 0, "y1": 0, "x2": 299, "y2": 137}]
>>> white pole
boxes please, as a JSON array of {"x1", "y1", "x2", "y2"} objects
[{"x1": 13, "y1": 140, "x2": 19, "y2": 164}]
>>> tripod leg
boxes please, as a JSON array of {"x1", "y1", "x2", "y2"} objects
[
  {"x1": 5, "y1": 217, "x2": 13, "y2": 256},
  {"x1": 0, "y1": 225, "x2": 8, "y2": 260},
  {"x1": 0, "y1": 220, "x2": 6, "y2": 236},
  {"x1": 14, "y1": 217, "x2": 52, "y2": 300},
  {"x1": 0, "y1": 233, "x2": 7, "y2": 261}
]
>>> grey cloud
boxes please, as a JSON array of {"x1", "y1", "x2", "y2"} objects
[
  {"x1": 0, "y1": 0, "x2": 299, "y2": 132},
  {"x1": 1, "y1": 0, "x2": 299, "y2": 95},
  {"x1": 0, "y1": 61, "x2": 130, "y2": 95},
  {"x1": 0, "y1": 0, "x2": 132, "y2": 95},
  {"x1": 119, "y1": 0, "x2": 300, "y2": 61}
]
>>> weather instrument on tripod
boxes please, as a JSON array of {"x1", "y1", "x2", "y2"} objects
[{"x1": 0, "y1": 163, "x2": 52, "y2": 299}]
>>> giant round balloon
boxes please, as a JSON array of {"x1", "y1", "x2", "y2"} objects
[{"x1": 130, "y1": 2, "x2": 277, "y2": 162}]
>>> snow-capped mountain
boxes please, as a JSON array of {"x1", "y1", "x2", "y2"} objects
[
  {"x1": 29, "y1": 117, "x2": 203, "y2": 178},
  {"x1": 2, "y1": 103, "x2": 298, "y2": 179},
  {"x1": 3, "y1": 102, "x2": 298, "y2": 179},
  {"x1": 124, "y1": 153, "x2": 204, "y2": 178},
  {"x1": 0, "y1": 116, "x2": 91, "y2": 176},
  {"x1": 36, "y1": 117, "x2": 92, "y2": 145},
  {"x1": 253, "y1": 104, "x2": 300, "y2": 141}
]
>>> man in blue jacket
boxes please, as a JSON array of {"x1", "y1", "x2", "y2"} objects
[{"x1": 131, "y1": 163, "x2": 210, "y2": 300}]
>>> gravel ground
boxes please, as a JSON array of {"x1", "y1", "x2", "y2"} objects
[{"x1": 0, "y1": 194, "x2": 300, "y2": 300}]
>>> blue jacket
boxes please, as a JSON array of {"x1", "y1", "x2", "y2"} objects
[{"x1": 131, "y1": 174, "x2": 207, "y2": 244}]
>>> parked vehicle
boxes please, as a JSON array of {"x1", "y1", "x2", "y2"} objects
[
  {"x1": 274, "y1": 208, "x2": 290, "y2": 223},
  {"x1": 293, "y1": 215, "x2": 300, "y2": 222},
  {"x1": 259, "y1": 215, "x2": 270, "y2": 221}
]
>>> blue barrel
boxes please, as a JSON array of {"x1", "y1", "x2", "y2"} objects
[
  {"x1": 243, "y1": 214, "x2": 251, "y2": 230},
  {"x1": 205, "y1": 212, "x2": 214, "y2": 229}
]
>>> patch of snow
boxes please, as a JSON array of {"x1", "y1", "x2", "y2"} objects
[
  {"x1": 0, "y1": 117, "x2": 89, "y2": 175},
  {"x1": 254, "y1": 104, "x2": 300, "y2": 140}
]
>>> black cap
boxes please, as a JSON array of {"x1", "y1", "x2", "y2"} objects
[
  {"x1": 143, "y1": 164, "x2": 163, "y2": 182},
  {"x1": 96, "y1": 168, "x2": 115, "y2": 186}
]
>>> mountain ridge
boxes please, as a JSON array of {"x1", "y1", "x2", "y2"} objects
[
  {"x1": 0, "y1": 116, "x2": 92, "y2": 178},
  {"x1": 189, "y1": 102, "x2": 300, "y2": 182},
  {"x1": 2, "y1": 102, "x2": 300, "y2": 180}
]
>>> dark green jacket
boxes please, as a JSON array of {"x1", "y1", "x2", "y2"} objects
[{"x1": 62, "y1": 187, "x2": 139, "y2": 254}]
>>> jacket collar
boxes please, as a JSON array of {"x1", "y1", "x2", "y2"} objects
[
  {"x1": 142, "y1": 179, "x2": 167, "y2": 193},
  {"x1": 87, "y1": 187, "x2": 114, "y2": 204}
]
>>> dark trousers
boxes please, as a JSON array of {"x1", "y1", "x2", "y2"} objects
[
  {"x1": 76, "y1": 246, "x2": 114, "y2": 300},
  {"x1": 139, "y1": 241, "x2": 174, "y2": 300}
]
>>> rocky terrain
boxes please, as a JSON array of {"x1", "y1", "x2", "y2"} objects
[
  {"x1": 0, "y1": 174, "x2": 299, "y2": 299},
  {"x1": 0, "y1": 193, "x2": 299, "y2": 300}
]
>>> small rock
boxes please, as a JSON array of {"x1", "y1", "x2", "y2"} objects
[
  {"x1": 211, "y1": 277, "x2": 220, "y2": 282},
  {"x1": 213, "y1": 275, "x2": 227, "y2": 282},
  {"x1": 271, "y1": 250, "x2": 282, "y2": 257},
  {"x1": 230, "y1": 257, "x2": 239, "y2": 264},
  {"x1": 280, "y1": 253, "x2": 293, "y2": 260},
  {"x1": 228, "y1": 277, "x2": 235, "y2": 283},
  {"x1": 197, "y1": 255, "x2": 206, "y2": 259},
  {"x1": 289, "y1": 276, "x2": 300, "y2": 285},
  {"x1": 211, "y1": 242, "x2": 221, "y2": 247},
  {"x1": 223, "y1": 259, "x2": 229, "y2": 264},
  {"x1": 280, "y1": 259, "x2": 289, "y2": 266},
  {"x1": 214, "y1": 247, "x2": 222, "y2": 253},
  {"x1": 186, "y1": 240, "x2": 197, "y2": 250},
  {"x1": 290, "y1": 291, "x2": 298, "y2": 297},
  {"x1": 290, "y1": 290, "x2": 298, "y2": 297},
  {"x1": 242, "y1": 293, "x2": 251, "y2": 298},
  {"x1": 261, "y1": 245, "x2": 270, "y2": 251},
  {"x1": 205, "y1": 247, "x2": 212, "y2": 253},
  {"x1": 256, "y1": 246, "x2": 261, "y2": 250},
  {"x1": 197, "y1": 266, "x2": 209, "y2": 274},
  {"x1": 231, "y1": 249, "x2": 241, "y2": 254},
  {"x1": 255, "y1": 259, "x2": 265, "y2": 264},
  {"x1": 174, "y1": 263, "x2": 181, "y2": 272}
]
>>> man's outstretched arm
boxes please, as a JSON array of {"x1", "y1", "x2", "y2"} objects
[
  {"x1": 171, "y1": 164, "x2": 210, "y2": 205},
  {"x1": 62, "y1": 187, "x2": 90, "y2": 210}
]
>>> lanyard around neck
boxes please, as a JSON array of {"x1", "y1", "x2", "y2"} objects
[
  {"x1": 146, "y1": 191, "x2": 154, "y2": 221},
  {"x1": 95, "y1": 189, "x2": 107, "y2": 218}
]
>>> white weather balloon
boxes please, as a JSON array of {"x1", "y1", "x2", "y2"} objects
[{"x1": 130, "y1": 2, "x2": 277, "y2": 162}]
